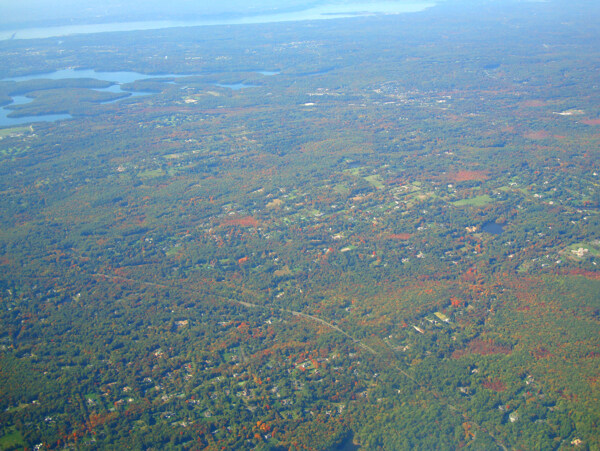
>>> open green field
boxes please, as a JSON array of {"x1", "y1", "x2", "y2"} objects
[{"x1": 453, "y1": 194, "x2": 493, "y2": 207}]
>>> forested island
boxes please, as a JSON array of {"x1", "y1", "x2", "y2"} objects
[{"x1": 0, "y1": 0, "x2": 599, "y2": 449}]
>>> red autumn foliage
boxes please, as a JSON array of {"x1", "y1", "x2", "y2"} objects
[
  {"x1": 532, "y1": 346, "x2": 553, "y2": 359},
  {"x1": 387, "y1": 233, "x2": 413, "y2": 240},
  {"x1": 521, "y1": 100, "x2": 546, "y2": 107},
  {"x1": 565, "y1": 269, "x2": 600, "y2": 280},
  {"x1": 524, "y1": 130, "x2": 550, "y2": 140},
  {"x1": 223, "y1": 216, "x2": 259, "y2": 227},
  {"x1": 450, "y1": 297, "x2": 464, "y2": 307},
  {"x1": 452, "y1": 338, "x2": 512, "y2": 359},
  {"x1": 482, "y1": 378, "x2": 507, "y2": 392},
  {"x1": 449, "y1": 170, "x2": 489, "y2": 182}
]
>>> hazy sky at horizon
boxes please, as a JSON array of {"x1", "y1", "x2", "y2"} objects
[
  {"x1": 0, "y1": 0, "x2": 439, "y2": 28},
  {"x1": 1, "y1": 0, "x2": 583, "y2": 39}
]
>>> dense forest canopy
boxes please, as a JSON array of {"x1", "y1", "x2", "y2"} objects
[{"x1": 0, "y1": 0, "x2": 599, "y2": 449}]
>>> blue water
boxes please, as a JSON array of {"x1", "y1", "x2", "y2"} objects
[
  {"x1": 482, "y1": 222, "x2": 505, "y2": 235},
  {"x1": 0, "y1": 68, "x2": 276, "y2": 126},
  {"x1": 3, "y1": 68, "x2": 182, "y2": 83},
  {"x1": 1, "y1": 69, "x2": 187, "y2": 126},
  {"x1": 10, "y1": 96, "x2": 33, "y2": 106},
  {"x1": 215, "y1": 83, "x2": 258, "y2": 90},
  {"x1": 0, "y1": 111, "x2": 72, "y2": 126},
  {"x1": 99, "y1": 91, "x2": 153, "y2": 104},
  {"x1": 1, "y1": 94, "x2": 73, "y2": 126},
  {"x1": 0, "y1": 1, "x2": 435, "y2": 41},
  {"x1": 0, "y1": 0, "x2": 435, "y2": 125}
]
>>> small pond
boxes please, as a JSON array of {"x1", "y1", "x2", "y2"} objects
[{"x1": 482, "y1": 221, "x2": 505, "y2": 235}]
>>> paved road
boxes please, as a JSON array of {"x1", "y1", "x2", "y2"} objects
[{"x1": 93, "y1": 272, "x2": 507, "y2": 449}]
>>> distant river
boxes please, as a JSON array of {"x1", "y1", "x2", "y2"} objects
[{"x1": 0, "y1": 1, "x2": 435, "y2": 41}]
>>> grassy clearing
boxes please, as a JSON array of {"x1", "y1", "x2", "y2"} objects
[
  {"x1": 0, "y1": 146, "x2": 29, "y2": 158},
  {"x1": 166, "y1": 246, "x2": 183, "y2": 258},
  {"x1": 453, "y1": 194, "x2": 493, "y2": 207},
  {"x1": 565, "y1": 241, "x2": 600, "y2": 258},
  {"x1": 163, "y1": 152, "x2": 184, "y2": 160},
  {"x1": 333, "y1": 183, "x2": 350, "y2": 195},
  {"x1": 364, "y1": 174, "x2": 385, "y2": 190},
  {"x1": 137, "y1": 168, "x2": 165, "y2": 179},
  {"x1": 0, "y1": 126, "x2": 30, "y2": 138},
  {"x1": 3, "y1": 403, "x2": 30, "y2": 414},
  {"x1": 0, "y1": 428, "x2": 26, "y2": 449},
  {"x1": 344, "y1": 167, "x2": 364, "y2": 176}
]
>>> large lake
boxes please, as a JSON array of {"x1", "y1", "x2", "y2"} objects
[
  {"x1": 3, "y1": 69, "x2": 184, "y2": 84},
  {"x1": 0, "y1": 69, "x2": 269, "y2": 127},
  {"x1": 0, "y1": 69, "x2": 171, "y2": 127},
  {"x1": 0, "y1": 1, "x2": 435, "y2": 41}
]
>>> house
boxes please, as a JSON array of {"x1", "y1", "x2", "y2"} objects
[{"x1": 434, "y1": 312, "x2": 450, "y2": 323}]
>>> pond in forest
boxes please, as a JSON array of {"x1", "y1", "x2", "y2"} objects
[{"x1": 482, "y1": 221, "x2": 505, "y2": 235}]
